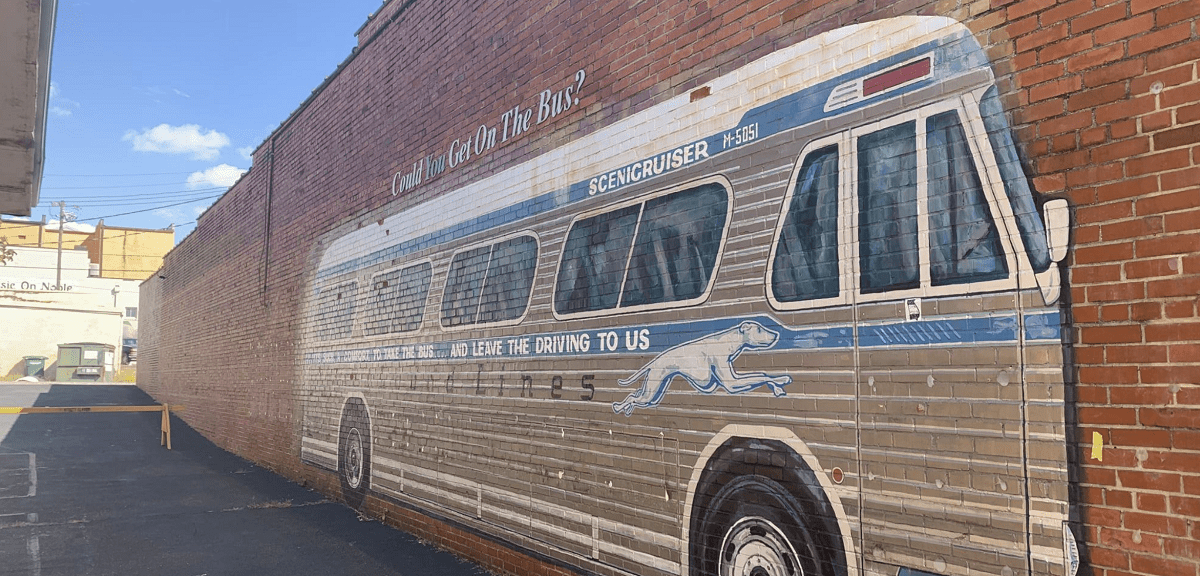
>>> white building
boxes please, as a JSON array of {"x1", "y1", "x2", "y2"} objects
[{"x1": 1, "y1": 245, "x2": 141, "y2": 379}]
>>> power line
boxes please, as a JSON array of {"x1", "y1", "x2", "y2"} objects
[
  {"x1": 0, "y1": 265, "x2": 92, "y2": 272},
  {"x1": 43, "y1": 181, "x2": 229, "y2": 190},
  {"x1": 44, "y1": 171, "x2": 209, "y2": 177},
  {"x1": 73, "y1": 194, "x2": 224, "y2": 223},
  {"x1": 40, "y1": 193, "x2": 222, "y2": 208},
  {"x1": 76, "y1": 229, "x2": 174, "y2": 240},
  {"x1": 39, "y1": 186, "x2": 228, "y2": 201},
  {"x1": 3, "y1": 221, "x2": 190, "y2": 239}
]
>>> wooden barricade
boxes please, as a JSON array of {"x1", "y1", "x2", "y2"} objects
[{"x1": 0, "y1": 404, "x2": 186, "y2": 449}]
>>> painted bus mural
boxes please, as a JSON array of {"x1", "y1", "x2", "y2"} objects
[{"x1": 297, "y1": 16, "x2": 1078, "y2": 576}]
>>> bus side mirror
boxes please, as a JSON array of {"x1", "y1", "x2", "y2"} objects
[{"x1": 1044, "y1": 198, "x2": 1070, "y2": 264}]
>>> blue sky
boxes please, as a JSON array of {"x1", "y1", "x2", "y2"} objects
[{"x1": 32, "y1": 0, "x2": 386, "y2": 241}]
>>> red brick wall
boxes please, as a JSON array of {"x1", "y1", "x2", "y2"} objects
[
  {"x1": 139, "y1": 1, "x2": 1200, "y2": 575},
  {"x1": 989, "y1": 1, "x2": 1199, "y2": 575}
]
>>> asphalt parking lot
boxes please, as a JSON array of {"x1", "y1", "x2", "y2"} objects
[{"x1": 0, "y1": 383, "x2": 489, "y2": 576}]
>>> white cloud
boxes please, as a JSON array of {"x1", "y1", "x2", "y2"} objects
[
  {"x1": 123, "y1": 124, "x2": 230, "y2": 160},
  {"x1": 153, "y1": 208, "x2": 186, "y2": 223},
  {"x1": 237, "y1": 146, "x2": 255, "y2": 161},
  {"x1": 49, "y1": 82, "x2": 80, "y2": 117},
  {"x1": 187, "y1": 164, "x2": 246, "y2": 189},
  {"x1": 45, "y1": 220, "x2": 96, "y2": 233},
  {"x1": 145, "y1": 86, "x2": 190, "y2": 98}
]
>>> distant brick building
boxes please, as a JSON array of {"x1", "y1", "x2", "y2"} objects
[
  {"x1": 140, "y1": 2, "x2": 1200, "y2": 576},
  {"x1": 0, "y1": 218, "x2": 90, "y2": 250},
  {"x1": 0, "y1": 218, "x2": 175, "y2": 281},
  {"x1": 78, "y1": 223, "x2": 176, "y2": 281}
]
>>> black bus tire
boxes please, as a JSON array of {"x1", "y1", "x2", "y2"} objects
[
  {"x1": 338, "y1": 398, "x2": 371, "y2": 508},
  {"x1": 689, "y1": 439, "x2": 846, "y2": 576}
]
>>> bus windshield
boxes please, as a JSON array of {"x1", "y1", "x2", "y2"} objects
[{"x1": 979, "y1": 86, "x2": 1051, "y2": 272}]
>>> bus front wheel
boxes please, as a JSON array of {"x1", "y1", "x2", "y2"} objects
[
  {"x1": 338, "y1": 398, "x2": 371, "y2": 508},
  {"x1": 689, "y1": 439, "x2": 845, "y2": 576}
]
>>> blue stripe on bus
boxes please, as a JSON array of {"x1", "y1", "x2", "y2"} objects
[
  {"x1": 858, "y1": 316, "x2": 1017, "y2": 347},
  {"x1": 735, "y1": 30, "x2": 984, "y2": 150},
  {"x1": 318, "y1": 190, "x2": 562, "y2": 282},
  {"x1": 303, "y1": 310, "x2": 1060, "y2": 366},
  {"x1": 1024, "y1": 310, "x2": 1062, "y2": 341},
  {"x1": 898, "y1": 568, "x2": 945, "y2": 576},
  {"x1": 318, "y1": 30, "x2": 984, "y2": 282}
]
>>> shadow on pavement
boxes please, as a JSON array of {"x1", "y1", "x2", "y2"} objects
[{"x1": 0, "y1": 384, "x2": 488, "y2": 576}]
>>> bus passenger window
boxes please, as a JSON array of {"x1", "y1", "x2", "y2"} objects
[
  {"x1": 442, "y1": 235, "x2": 539, "y2": 327},
  {"x1": 926, "y1": 111, "x2": 1007, "y2": 285},
  {"x1": 477, "y1": 236, "x2": 539, "y2": 323},
  {"x1": 441, "y1": 245, "x2": 492, "y2": 327},
  {"x1": 364, "y1": 262, "x2": 432, "y2": 336},
  {"x1": 859, "y1": 121, "x2": 918, "y2": 293},
  {"x1": 555, "y1": 206, "x2": 640, "y2": 314},
  {"x1": 316, "y1": 282, "x2": 356, "y2": 340},
  {"x1": 621, "y1": 183, "x2": 727, "y2": 307},
  {"x1": 772, "y1": 145, "x2": 839, "y2": 302}
]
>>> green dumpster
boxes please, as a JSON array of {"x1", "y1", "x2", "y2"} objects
[
  {"x1": 22, "y1": 356, "x2": 48, "y2": 378},
  {"x1": 54, "y1": 342, "x2": 116, "y2": 382}
]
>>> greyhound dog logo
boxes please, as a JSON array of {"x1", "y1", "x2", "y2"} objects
[{"x1": 613, "y1": 320, "x2": 791, "y2": 415}]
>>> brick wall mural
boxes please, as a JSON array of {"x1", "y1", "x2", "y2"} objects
[
  {"x1": 139, "y1": 2, "x2": 1200, "y2": 576},
  {"x1": 298, "y1": 16, "x2": 1076, "y2": 576}
]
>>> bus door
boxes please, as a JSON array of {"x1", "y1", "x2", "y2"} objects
[{"x1": 847, "y1": 97, "x2": 1034, "y2": 576}]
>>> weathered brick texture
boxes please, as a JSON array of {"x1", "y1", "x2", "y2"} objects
[
  {"x1": 988, "y1": 1, "x2": 1200, "y2": 575},
  {"x1": 139, "y1": 1, "x2": 1199, "y2": 575}
]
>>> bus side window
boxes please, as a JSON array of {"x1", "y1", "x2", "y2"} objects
[
  {"x1": 365, "y1": 262, "x2": 432, "y2": 336},
  {"x1": 858, "y1": 121, "x2": 919, "y2": 293},
  {"x1": 442, "y1": 235, "x2": 540, "y2": 327},
  {"x1": 555, "y1": 183, "x2": 730, "y2": 315},
  {"x1": 926, "y1": 111, "x2": 1007, "y2": 285},
  {"x1": 442, "y1": 245, "x2": 493, "y2": 327},
  {"x1": 621, "y1": 183, "x2": 727, "y2": 307},
  {"x1": 477, "y1": 236, "x2": 539, "y2": 323},
  {"x1": 555, "y1": 206, "x2": 640, "y2": 314},
  {"x1": 316, "y1": 281, "x2": 356, "y2": 340},
  {"x1": 772, "y1": 145, "x2": 839, "y2": 302}
]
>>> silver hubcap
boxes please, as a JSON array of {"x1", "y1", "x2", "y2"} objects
[
  {"x1": 720, "y1": 517, "x2": 801, "y2": 576},
  {"x1": 345, "y1": 427, "x2": 363, "y2": 488}
]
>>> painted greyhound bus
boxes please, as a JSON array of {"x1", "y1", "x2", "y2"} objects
[{"x1": 298, "y1": 16, "x2": 1077, "y2": 576}]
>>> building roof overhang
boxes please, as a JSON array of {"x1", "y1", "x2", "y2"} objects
[{"x1": 0, "y1": 0, "x2": 58, "y2": 217}]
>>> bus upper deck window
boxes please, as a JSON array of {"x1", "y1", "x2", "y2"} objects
[
  {"x1": 859, "y1": 121, "x2": 919, "y2": 293},
  {"x1": 364, "y1": 262, "x2": 432, "y2": 336},
  {"x1": 555, "y1": 183, "x2": 729, "y2": 315},
  {"x1": 980, "y1": 86, "x2": 1051, "y2": 273},
  {"x1": 772, "y1": 145, "x2": 839, "y2": 302},
  {"x1": 926, "y1": 111, "x2": 1007, "y2": 285},
  {"x1": 441, "y1": 235, "x2": 538, "y2": 327}
]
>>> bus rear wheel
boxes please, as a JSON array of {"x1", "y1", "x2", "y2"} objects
[{"x1": 338, "y1": 398, "x2": 371, "y2": 508}]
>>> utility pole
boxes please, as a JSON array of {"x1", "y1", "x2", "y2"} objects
[{"x1": 55, "y1": 200, "x2": 64, "y2": 289}]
